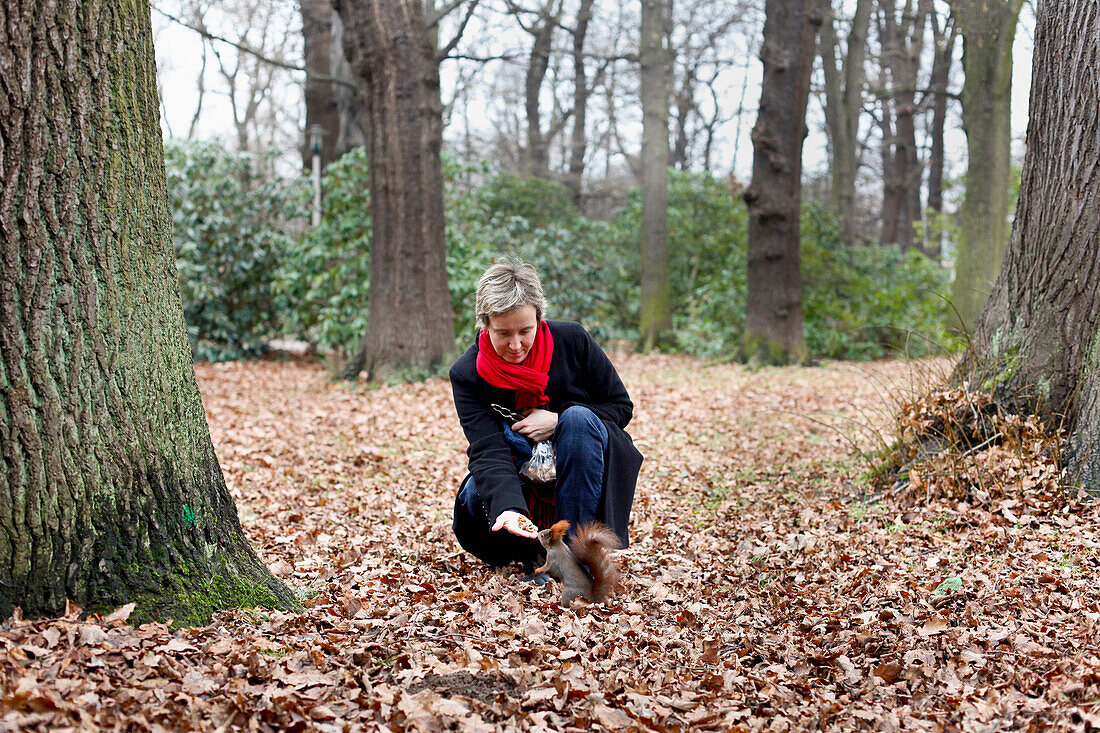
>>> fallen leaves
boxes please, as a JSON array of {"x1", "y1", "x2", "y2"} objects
[{"x1": 3, "y1": 355, "x2": 1100, "y2": 730}]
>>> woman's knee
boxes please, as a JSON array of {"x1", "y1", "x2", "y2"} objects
[{"x1": 557, "y1": 405, "x2": 604, "y2": 436}]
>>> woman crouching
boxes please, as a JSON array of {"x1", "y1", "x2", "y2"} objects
[{"x1": 449, "y1": 259, "x2": 643, "y2": 572}]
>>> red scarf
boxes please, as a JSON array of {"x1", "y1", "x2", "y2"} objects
[{"x1": 476, "y1": 321, "x2": 554, "y2": 410}]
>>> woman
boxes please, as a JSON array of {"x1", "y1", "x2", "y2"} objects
[{"x1": 450, "y1": 259, "x2": 643, "y2": 570}]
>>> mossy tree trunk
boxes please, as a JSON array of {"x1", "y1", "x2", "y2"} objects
[
  {"x1": 948, "y1": 0, "x2": 1024, "y2": 331},
  {"x1": 742, "y1": 0, "x2": 820, "y2": 366},
  {"x1": 957, "y1": 0, "x2": 1100, "y2": 490},
  {"x1": 638, "y1": 0, "x2": 673, "y2": 352},
  {"x1": 336, "y1": 0, "x2": 455, "y2": 380},
  {"x1": 0, "y1": 0, "x2": 297, "y2": 624}
]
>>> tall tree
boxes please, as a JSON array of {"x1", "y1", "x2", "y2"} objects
[
  {"x1": 300, "y1": 0, "x2": 366, "y2": 169},
  {"x1": 955, "y1": 0, "x2": 1100, "y2": 489},
  {"x1": 335, "y1": 0, "x2": 455, "y2": 379},
  {"x1": 566, "y1": 0, "x2": 597, "y2": 206},
  {"x1": 504, "y1": 0, "x2": 566, "y2": 178},
  {"x1": 742, "y1": 0, "x2": 820, "y2": 366},
  {"x1": 818, "y1": 0, "x2": 872, "y2": 247},
  {"x1": 638, "y1": 0, "x2": 674, "y2": 351},
  {"x1": 947, "y1": 0, "x2": 1024, "y2": 331},
  {"x1": 0, "y1": 0, "x2": 296, "y2": 622},
  {"x1": 876, "y1": 0, "x2": 929, "y2": 251},
  {"x1": 923, "y1": 7, "x2": 957, "y2": 260}
]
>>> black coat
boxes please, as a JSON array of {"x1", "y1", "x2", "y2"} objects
[{"x1": 449, "y1": 320, "x2": 643, "y2": 547}]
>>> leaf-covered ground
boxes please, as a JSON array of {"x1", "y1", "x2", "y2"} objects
[{"x1": 4, "y1": 354, "x2": 1100, "y2": 731}]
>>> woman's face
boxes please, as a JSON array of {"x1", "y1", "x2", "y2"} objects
[{"x1": 487, "y1": 305, "x2": 538, "y2": 364}]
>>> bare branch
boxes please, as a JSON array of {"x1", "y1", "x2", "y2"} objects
[
  {"x1": 436, "y1": 0, "x2": 481, "y2": 62},
  {"x1": 428, "y1": 0, "x2": 469, "y2": 28},
  {"x1": 151, "y1": 4, "x2": 358, "y2": 89}
]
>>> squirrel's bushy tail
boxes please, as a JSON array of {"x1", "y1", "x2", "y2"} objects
[{"x1": 571, "y1": 522, "x2": 622, "y2": 602}]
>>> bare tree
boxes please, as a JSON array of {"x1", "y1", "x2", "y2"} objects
[
  {"x1": 502, "y1": 0, "x2": 566, "y2": 177},
  {"x1": 923, "y1": 4, "x2": 957, "y2": 259},
  {"x1": 818, "y1": 0, "x2": 872, "y2": 246},
  {"x1": 875, "y1": 0, "x2": 929, "y2": 251},
  {"x1": 947, "y1": 0, "x2": 1025, "y2": 331}
]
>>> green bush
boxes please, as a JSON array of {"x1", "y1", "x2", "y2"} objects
[
  {"x1": 611, "y1": 171, "x2": 747, "y2": 356},
  {"x1": 166, "y1": 141, "x2": 305, "y2": 361},
  {"x1": 447, "y1": 173, "x2": 635, "y2": 343},
  {"x1": 801, "y1": 201, "x2": 950, "y2": 359},
  {"x1": 274, "y1": 147, "x2": 371, "y2": 358},
  {"x1": 611, "y1": 173, "x2": 949, "y2": 360},
  {"x1": 191, "y1": 147, "x2": 947, "y2": 364}
]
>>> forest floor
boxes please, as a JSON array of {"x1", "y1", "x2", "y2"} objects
[{"x1": 4, "y1": 354, "x2": 1100, "y2": 731}]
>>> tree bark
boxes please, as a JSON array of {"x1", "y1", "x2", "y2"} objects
[
  {"x1": 566, "y1": 0, "x2": 596, "y2": 207},
  {"x1": 877, "y1": 0, "x2": 927, "y2": 251},
  {"x1": 948, "y1": 0, "x2": 1024, "y2": 331},
  {"x1": 301, "y1": 0, "x2": 366, "y2": 169},
  {"x1": 819, "y1": 0, "x2": 872, "y2": 246},
  {"x1": 0, "y1": 0, "x2": 296, "y2": 623},
  {"x1": 638, "y1": 0, "x2": 673, "y2": 351},
  {"x1": 742, "y1": 0, "x2": 820, "y2": 366},
  {"x1": 336, "y1": 0, "x2": 455, "y2": 380},
  {"x1": 956, "y1": 0, "x2": 1100, "y2": 490},
  {"x1": 924, "y1": 9, "x2": 956, "y2": 260}
]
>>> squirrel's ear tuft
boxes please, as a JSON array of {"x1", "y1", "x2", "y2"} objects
[{"x1": 550, "y1": 520, "x2": 570, "y2": 542}]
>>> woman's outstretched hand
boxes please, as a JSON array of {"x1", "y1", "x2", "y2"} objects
[
  {"x1": 492, "y1": 510, "x2": 539, "y2": 539},
  {"x1": 512, "y1": 408, "x2": 557, "y2": 442}
]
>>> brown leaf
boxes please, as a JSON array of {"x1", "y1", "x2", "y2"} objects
[
  {"x1": 104, "y1": 602, "x2": 136, "y2": 623},
  {"x1": 592, "y1": 704, "x2": 633, "y2": 730},
  {"x1": 873, "y1": 661, "x2": 903, "y2": 683}
]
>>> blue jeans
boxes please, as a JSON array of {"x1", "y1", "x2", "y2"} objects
[{"x1": 452, "y1": 406, "x2": 609, "y2": 566}]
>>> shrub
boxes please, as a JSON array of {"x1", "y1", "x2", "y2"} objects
[
  {"x1": 447, "y1": 171, "x2": 636, "y2": 343},
  {"x1": 611, "y1": 173, "x2": 949, "y2": 360},
  {"x1": 611, "y1": 171, "x2": 747, "y2": 357},
  {"x1": 274, "y1": 147, "x2": 371, "y2": 359},
  {"x1": 801, "y1": 201, "x2": 950, "y2": 360},
  {"x1": 166, "y1": 141, "x2": 305, "y2": 361}
]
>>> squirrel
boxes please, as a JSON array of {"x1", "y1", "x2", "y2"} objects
[{"x1": 535, "y1": 520, "x2": 621, "y2": 605}]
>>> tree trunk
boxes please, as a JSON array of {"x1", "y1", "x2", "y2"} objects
[
  {"x1": 894, "y1": 0, "x2": 929, "y2": 252},
  {"x1": 336, "y1": 0, "x2": 455, "y2": 380},
  {"x1": 924, "y1": 10, "x2": 956, "y2": 260},
  {"x1": 819, "y1": 0, "x2": 872, "y2": 246},
  {"x1": 567, "y1": 0, "x2": 595, "y2": 207},
  {"x1": 670, "y1": 64, "x2": 695, "y2": 170},
  {"x1": 0, "y1": 0, "x2": 296, "y2": 623},
  {"x1": 330, "y1": 11, "x2": 369, "y2": 158},
  {"x1": 742, "y1": 0, "x2": 820, "y2": 366},
  {"x1": 301, "y1": 0, "x2": 343, "y2": 168},
  {"x1": 948, "y1": 0, "x2": 1024, "y2": 331},
  {"x1": 638, "y1": 0, "x2": 673, "y2": 351},
  {"x1": 302, "y1": 1, "x2": 367, "y2": 170},
  {"x1": 957, "y1": 0, "x2": 1100, "y2": 490},
  {"x1": 518, "y1": 1, "x2": 562, "y2": 179},
  {"x1": 876, "y1": 0, "x2": 927, "y2": 251}
]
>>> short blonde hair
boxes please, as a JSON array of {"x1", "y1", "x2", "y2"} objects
[{"x1": 475, "y1": 258, "x2": 547, "y2": 329}]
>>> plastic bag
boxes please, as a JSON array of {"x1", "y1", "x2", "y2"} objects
[{"x1": 520, "y1": 440, "x2": 556, "y2": 483}]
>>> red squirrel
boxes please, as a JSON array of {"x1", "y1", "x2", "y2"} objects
[{"x1": 535, "y1": 520, "x2": 621, "y2": 605}]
